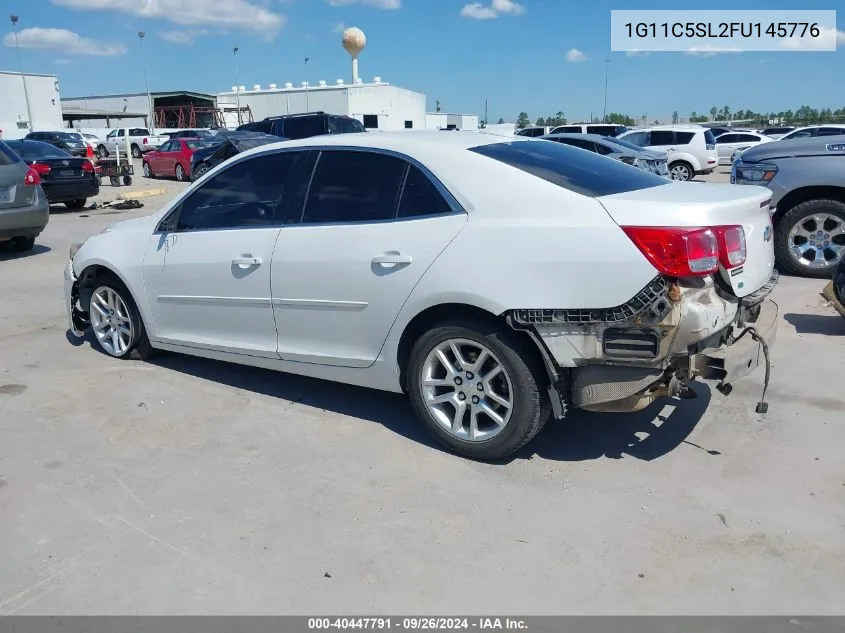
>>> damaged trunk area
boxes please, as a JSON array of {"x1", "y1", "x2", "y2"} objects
[{"x1": 508, "y1": 271, "x2": 778, "y2": 415}]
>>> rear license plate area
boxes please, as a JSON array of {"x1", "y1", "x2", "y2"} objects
[
  {"x1": 59, "y1": 169, "x2": 78, "y2": 177},
  {"x1": 0, "y1": 187, "x2": 11, "y2": 202}
]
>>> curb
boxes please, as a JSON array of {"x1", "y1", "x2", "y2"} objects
[{"x1": 117, "y1": 188, "x2": 167, "y2": 200}]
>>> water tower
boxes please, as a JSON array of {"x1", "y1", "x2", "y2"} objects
[{"x1": 342, "y1": 27, "x2": 366, "y2": 84}]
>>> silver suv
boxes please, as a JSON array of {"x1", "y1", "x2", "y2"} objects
[{"x1": 732, "y1": 135, "x2": 845, "y2": 278}]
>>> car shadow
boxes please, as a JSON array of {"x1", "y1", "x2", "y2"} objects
[
  {"x1": 784, "y1": 312, "x2": 845, "y2": 336},
  {"x1": 0, "y1": 243, "x2": 51, "y2": 260},
  {"x1": 132, "y1": 350, "x2": 711, "y2": 464}
]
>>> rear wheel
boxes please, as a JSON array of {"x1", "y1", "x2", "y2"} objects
[
  {"x1": 109, "y1": 176, "x2": 120, "y2": 186},
  {"x1": 97, "y1": 145, "x2": 108, "y2": 158},
  {"x1": 669, "y1": 161, "x2": 693, "y2": 181},
  {"x1": 175, "y1": 163, "x2": 186, "y2": 182},
  {"x1": 193, "y1": 163, "x2": 209, "y2": 181},
  {"x1": 131, "y1": 144, "x2": 142, "y2": 159},
  {"x1": 142, "y1": 162, "x2": 153, "y2": 178},
  {"x1": 88, "y1": 276, "x2": 156, "y2": 360},
  {"x1": 11, "y1": 236, "x2": 35, "y2": 252},
  {"x1": 64, "y1": 199, "x2": 86, "y2": 210},
  {"x1": 407, "y1": 320, "x2": 550, "y2": 460},
  {"x1": 775, "y1": 200, "x2": 845, "y2": 278}
]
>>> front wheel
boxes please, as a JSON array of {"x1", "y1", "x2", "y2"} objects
[
  {"x1": 407, "y1": 320, "x2": 550, "y2": 460},
  {"x1": 175, "y1": 163, "x2": 186, "y2": 182},
  {"x1": 88, "y1": 278, "x2": 155, "y2": 360},
  {"x1": 131, "y1": 144, "x2": 142, "y2": 158},
  {"x1": 142, "y1": 162, "x2": 153, "y2": 178},
  {"x1": 775, "y1": 199, "x2": 845, "y2": 278},
  {"x1": 669, "y1": 161, "x2": 693, "y2": 181}
]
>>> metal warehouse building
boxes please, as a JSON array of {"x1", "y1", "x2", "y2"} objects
[
  {"x1": 217, "y1": 78, "x2": 478, "y2": 132},
  {"x1": 0, "y1": 71, "x2": 63, "y2": 139},
  {"x1": 60, "y1": 91, "x2": 218, "y2": 130}
]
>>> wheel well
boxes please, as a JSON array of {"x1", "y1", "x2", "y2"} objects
[
  {"x1": 773, "y1": 186, "x2": 845, "y2": 223},
  {"x1": 77, "y1": 264, "x2": 124, "y2": 308},
  {"x1": 396, "y1": 303, "x2": 539, "y2": 392}
]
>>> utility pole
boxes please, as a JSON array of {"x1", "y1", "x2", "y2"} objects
[
  {"x1": 138, "y1": 32, "x2": 154, "y2": 132},
  {"x1": 484, "y1": 100, "x2": 488, "y2": 128},
  {"x1": 602, "y1": 58, "x2": 610, "y2": 123},
  {"x1": 304, "y1": 57, "x2": 310, "y2": 112},
  {"x1": 233, "y1": 47, "x2": 242, "y2": 126},
  {"x1": 10, "y1": 15, "x2": 33, "y2": 130}
]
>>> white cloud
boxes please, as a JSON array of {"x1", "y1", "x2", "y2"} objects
[
  {"x1": 491, "y1": 0, "x2": 524, "y2": 15},
  {"x1": 779, "y1": 27, "x2": 845, "y2": 50},
  {"x1": 460, "y1": 3, "x2": 497, "y2": 19},
  {"x1": 51, "y1": 0, "x2": 286, "y2": 36},
  {"x1": 158, "y1": 29, "x2": 207, "y2": 44},
  {"x1": 565, "y1": 48, "x2": 587, "y2": 62},
  {"x1": 460, "y1": 0, "x2": 524, "y2": 19},
  {"x1": 2, "y1": 27, "x2": 127, "y2": 56},
  {"x1": 684, "y1": 45, "x2": 742, "y2": 57},
  {"x1": 331, "y1": 22, "x2": 347, "y2": 33},
  {"x1": 626, "y1": 50, "x2": 650, "y2": 57},
  {"x1": 328, "y1": 0, "x2": 400, "y2": 8},
  {"x1": 52, "y1": 58, "x2": 72, "y2": 65}
]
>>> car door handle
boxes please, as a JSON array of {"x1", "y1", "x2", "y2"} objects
[
  {"x1": 232, "y1": 257, "x2": 262, "y2": 267},
  {"x1": 372, "y1": 252, "x2": 412, "y2": 265}
]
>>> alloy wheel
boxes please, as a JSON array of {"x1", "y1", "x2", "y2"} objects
[
  {"x1": 143, "y1": 162, "x2": 152, "y2": 178},
  {"x1": 787, "y1": 213, "x2": 845, "y2": 270},
  {"x1": 420, "y1": 338, "x2": 513, "y2": 442},
  {"x1": 89, "y1": 286, "x2": 134, "y2": 357},
  {"x1": 670, "y1": 164, "x2": 691, "y2": 181},
  {"x1": 175, "y1": 164, "x2": 185, "y2": 181}
]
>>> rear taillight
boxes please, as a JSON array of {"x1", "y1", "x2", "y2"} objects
[
  {"x1": 143, "y1": 137, "x2": 148, "y2": 144},
  {"x1": 82, "y1": 161, "x2": 94, "y2": 173},
  {"x1": 32, "y1": 162, "x2": 52, "y2": 176},
  {"x1": 622, "y1": 226, "x2": 720, "y2": 277},
  {"x1": 716, "y1": 225, "x2": 746, "y2": 268},
  {"x1": 86, "y1": 144, "x2": 94, "y2": 158},
  {"x1": 23, "y1": 166, "x2": 40, "y2": 186}
]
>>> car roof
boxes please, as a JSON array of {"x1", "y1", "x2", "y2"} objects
[
  {"x1": 542, "y1": 133, "x2": 612, "y2": 142},
  {"x1": 630, "y1": 125, "x2": 706, "y2": 131},
  {"x1": 254, "y1": 130, "x2": 526, "y2": 153},
  {"x1": 739, "y1": 134, "x2": 845, "y2": 161},
  {"x1": 788, "y1": 124, "x2": 845, "y2": 131}
]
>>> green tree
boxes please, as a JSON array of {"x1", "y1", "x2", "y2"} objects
[
  {"x1": 710, "y1": 106, "x2": 718, "y2": 121},
  {"x1": 653, "y1": 119, "x2": 660, "y2": 125},
  {"x1": 496, "y1": 117, "x2": 505, "y2": 124},
  {"x1": 607, "y1": 112, "x2": 636, "y2": 126},
  {"x1": 516, "y1": 112, "x2": 530, "y2": 128},
  {"x1": 536, "y1": 116, "x2": 546, "y2": 126},
  {"x1": 672, "y1": 110, "x2": 679, "y2": 124},
  {"x1": 720, "y1": 106, "x2": 731, "y2": 121}
]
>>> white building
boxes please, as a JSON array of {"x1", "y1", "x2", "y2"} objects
[
  {"x1": 0, "y1": 71, "x2": 63, "y2": 139},
  {"x1": 217, "y1": 78, "x2": 478, "y2": 132}
]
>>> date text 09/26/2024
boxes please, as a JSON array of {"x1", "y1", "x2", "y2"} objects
[{"x1": 308, "y1": 618, "x2": 527, "y2": 630}]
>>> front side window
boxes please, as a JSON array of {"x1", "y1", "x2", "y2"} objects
[
  {"x1": 717, "y1": 134, "x2": 739, "y2": 144},
  {"x1": 783, "y1": 129, "x2": 813, "y2": 140},
  {"x1": 302, "y1": 150, "x2": 406, "y2": 224},
  {"x1": 174, "y1": 152, "x2": 303, "y2": 231},
  {"x1": 649, "y1": 131, "x2": 676, "y2": 146},
  {"x1": 470, "y1": 140, "x2": 668, "y2": 198},
  {"x1": 593, "y1": 142, "x2": 614, "y2": 155},
  {"x1": 283, "y1": 116, "x2": 327, "y2": 140},
  {"x1": 397, "y1": 165, "x2": 452, "y2": 218}
]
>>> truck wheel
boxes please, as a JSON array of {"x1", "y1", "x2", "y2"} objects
[
  {"x1": 406, "y1": 319, "x2": 551, "y2": 461},
  {"x1": 109, "y1": 176, "x2": 120, "y2": 187},
  {"x1": 775, "y1": 199, "x2": 845, "y2": 278},
  {"x1": 131, "y1": 144, "x2": 142, "y2": 158},
  {"x1": 97, "y1": 145, "x2": 108, "y2": 158},
  {"x1": 88, "y1": 275, "x2": 156, "y2": 360}
]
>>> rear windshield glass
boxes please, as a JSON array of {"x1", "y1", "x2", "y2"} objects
[
  {"x1": 5, "y1": 141, "x2": 72, "y2": 160},
  {"x1": 0, "y1": 141, "x2": 22, "y2": 166},
  {"x1": 470, "y1": 140, "x2": 668, "y2": 197},
  {"x1": 704, "y1": 130, "x2": 717, "y2": 145}
]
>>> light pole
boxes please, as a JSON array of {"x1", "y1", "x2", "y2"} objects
[
  {"x1": 10, "y1": 15, "x2": 33, "y2": 130},
  {"x1": 304, "y1": 57, "x2": 310, "y2": 112},
  {"x1": 602, "y1": 58, "x2": 610, "y2": 123},
  {"x1": 233, "y1": 47, "x2": 242, "y2": 126},
  {"x1": 138, "y1": 32, "x2": 154, "y2": 132}
]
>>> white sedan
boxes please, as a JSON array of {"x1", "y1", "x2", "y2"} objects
[
  {"x1": 65, "y1": 131, "x2": 779, "y2": 460},
  {"x1": 715, "y1": 132, "x2": 773, "y2": 165}
]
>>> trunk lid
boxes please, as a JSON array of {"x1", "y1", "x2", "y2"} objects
[
  {"x1": 28, "y1": 157, "x2": 91, "y2": 183},
  {"x1": 598, "y1": 182, "x2": 775, "y2": 298}
]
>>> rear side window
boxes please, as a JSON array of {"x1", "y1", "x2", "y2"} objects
[
  {"x1": 397, "y1": 165, "x2": 452, "y2": 218},
  {"x1": 716, "y1": 134, "x2": 738, "y2": 143},
  {"x1": 303, "y1": 150, "x2": 406, "y2": 224},
  {"x1": 622, "y1": 131, "x2": 649, "y2": 147},
  {"x1": 649, "y1": 131, "x2": 675, "y2": 146},
  {"x1": 554, "y1": 126, "x2": 581, "y2": 134},
  {"x1": 283, "y1": 116, "x2": 327, "y2": 140},
  {"x1": 330, "y1": 117, "x2": 366, "y2": 134},
  {"x1": 818, "y1": 127, "x2": 845, "y2": 136},
  {"x1": 470, "y1": 141, "x2": 668, "y2": 198},
  {"x1": 0, "y1": 141, "x2": 21, "y2": 165},
  {"x1": 586, "y1": 125, "x2": 620, "y2": 136},
  {"x1": 675, "y1": 132, "x2": 695, "y2": 144}
]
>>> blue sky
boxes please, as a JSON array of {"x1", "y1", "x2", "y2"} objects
[{"x1": 2, "y1": 0, "x2": 843, "y2": 122}]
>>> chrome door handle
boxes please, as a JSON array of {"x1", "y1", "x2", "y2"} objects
[
  {"x1": 232, "y1": 257, "x2": 262, "y2": 267},
  {"x1": 372, "y1": 252, "x2": 412, "y2": 265}
]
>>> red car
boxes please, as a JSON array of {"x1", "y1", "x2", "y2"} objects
[{"x1": 142, "y1": 138, "x2": 205, "y2": 181}]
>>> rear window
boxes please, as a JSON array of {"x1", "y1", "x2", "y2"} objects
[
  {"x1": 330, "y1": 117, "x2": 366, "y2": 134},
  {"x1": 703, "y1": 130, "x2": 717, "y2": 145},
  {"x1": 5, "y1": 141, "x2": 71, "y2": 161},
  {"x1": 469, "y1": 140, "x2": 668, "y2": 198},
  {"x1": 0, "y1": 141, "x2": 22, "y2": 166}
]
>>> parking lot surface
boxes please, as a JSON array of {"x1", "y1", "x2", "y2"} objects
[{"x1": 1, "y1": 163, "x2": 844, "y2": 615}]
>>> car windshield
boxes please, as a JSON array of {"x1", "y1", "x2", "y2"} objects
[
  {"x1": 6, "y1": 141, "x2": 72, "y2": 160},
  {"x1": 470, "y1": 140, "x2": 668, "y2": 197},
  {"x1": 55, "y1": 132, "x2": 80, "y2": 141},
  {"x1": 83, "y1": 134, "x2": 99, "y2": 140},
  {"x1": 0, "y1": 140, "x2": 21, "y2": 165}
]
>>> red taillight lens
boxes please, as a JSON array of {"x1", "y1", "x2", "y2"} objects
[
  {"x1": 716, "y1": 225, "x2": 746, "y2": 268},
  {"x1": 622, "y1": 226, "x2": 719, "y2": 277},
  {"x1": 86, "y1": 144, "x2": 94, "y2": 158},
  {"x1": 23, "y1": 166, "x2": 40, "y2": 186},
  {"x1": 143, "y1": 137, "x2": 148, "y2": 144},
  {"x1": 82, "y1": 160, "x2": 94, "y2": 173},
  {"x1": 32, "y1": 162, "x2": 52, "y2": 175}
]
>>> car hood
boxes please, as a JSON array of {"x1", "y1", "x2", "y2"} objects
[
  {"x1": 102, "y1": 212, "x2": 163, "y2": 235},
  {"x1": 738, "y1": 134, "x2": 845, "y2": 162}
]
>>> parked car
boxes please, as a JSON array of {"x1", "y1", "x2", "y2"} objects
[
  {"x1": 143, "y1": 138, "x2": 206, "y2": 181},
  {"x1": 541, "y1": 133, "x2": 669, "y2": 176},
  {"x1": 97, "y1": 128, "x2": 169, "y2": 159},
  {"x1": 0, "y1": 139, "x2": 49, "y2": 252},
  {"x1": 5, "y1": 140, "x2": 99, "y2": 210},
  {"x1": 24, "y1": 131, "x2": 90, "y2": 158},
  {"x1": 732, "y1": 135, "x2": 845, "y2": 278},
  {"x1": 190, "y1": 131, "x2": 283, "y2": 181},
  {"x1": 714, "y1": 132, "x2": 774, "y2": 165},
  {"x1": 515, "y1": 126, "x2": 552, "y2": 138},
  {"x1": 167, "y1": 129, "x2": 215, "y2": 140},
  {"x1": 237, "y1": 111, "x2": 365, "y2": 139},
  {"x1": 707, "y1": 126, "x2": 734, "y2": 138},
  {"x1": 778, "y1": 125, "x2": 845, "y2": 141},
  {"x1": 759, "y1": 127, "x2": 795, "y2": 140},
  {"x1": 65, "y1": 131, "x2": 778, "y2": 460},
  {"x1": 619, "y1": 125, "x2": 718, "y2": 181},
  {"x1": 549, "y1": 123, "x2": 629, "y2": 137}
]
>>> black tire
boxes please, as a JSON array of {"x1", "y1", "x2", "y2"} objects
[
  {"x1": 193, "y1": 163, "x2": 209, "y2": 181},
  {"x1": 142, "y1": 162, "x2": 154, "y2": 178},
  {"x1": 97, "y1": 145, "x2": 108, "y2": 158},
  {"x1": 109, "y1": 176, "x2": 120, "y2": 187},
  {"x1": 775, "y1": 199, "x2": 845, "y2": 278},
  {"x1": 88, "y1": 273, "x2": 157, "y2": 360},
  {"x1": 11, "y1": 236, "x2": 35, "y2": 252},
  {"x1": 64, "y1": 199, "x2": 86, "y2": 210},
  {"x1": 406, "y1": 319, "x2": 551, "y2": 461},
  {"x1": 131, "y1": 144, "x2": 142, "y2": 159},
  {"x1": 175, "y1": 163, "x2": 186, "y2": 182},
  {"x1": 669, "y1": 161, "x2": 693, "y2": 181},
  {"x1": 123, "y1": 175, "x2": 132, "y2": 186}
]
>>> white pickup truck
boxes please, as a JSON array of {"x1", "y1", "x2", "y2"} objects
[{"x1": 96, "y1": 127, "x2": 168, "y2": 159}]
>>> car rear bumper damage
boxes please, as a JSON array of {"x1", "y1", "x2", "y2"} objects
[{"x1": 509, "y1": 272, "x2": 779, "y2": 415}]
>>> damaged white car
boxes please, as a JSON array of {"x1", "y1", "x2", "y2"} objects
[{"x1": 65, "y1": 132, "x2": 778, "y2": 460}]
